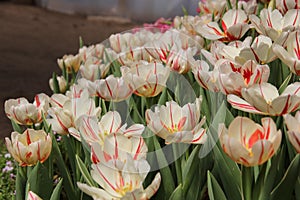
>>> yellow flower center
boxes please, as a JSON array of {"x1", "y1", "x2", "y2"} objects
[
  {"x1": 167, "y1": 124, "x2": 179, "y2": 134},
  {"x1": 116, "y1": 183, "x2": 133, "y2": 196}
]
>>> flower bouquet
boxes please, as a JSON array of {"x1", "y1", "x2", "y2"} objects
[{"x1": 4, "y1": 0, "x2": 300, "y2": 199}]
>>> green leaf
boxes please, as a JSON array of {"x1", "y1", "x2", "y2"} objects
[
  {"x1": 27, "y1": 162, "x2": 52, "y2": 200},
  {"x1": 52, "y1": 72, "x2": 60, "y2": 93},
  {"x1": 199, "y1": 101, "x2": 227, "y2": 159},
  {"x1": 270, "y1": 154, "x2": 300, "y2": 200},
  {"x1": 153, "y1": 136, "x2": 175, "y2": 199},
  {"x1": 207, "y1": 171, "x2": 227, "y2": 200},
  {"x1": 50, "y1": 178, "x2": 63, "y2": 200},
  {"x1": 15, "y1": 167, "x2": 26, "y2": 200},
  {"x1": 50, "y1": 131, "x2": 78, "y2": 200},
  {"x1": 259, "y1": 147, "x2": 285, "y2": 200},
  {"x1": 295, "y1": 176, "x2": 300, "y2": 200},
  {"x1": 252, "y1": 163, "x2": 268, "y2": 200},
  {"x1": 182, "y1": 146, "x2": 200, "y2": 194},
  {"x1": 213, "y1": 145, "x2": 242, "y2": 200},
  {"x1": 79, "y1": 36, "x2": 84, "y2": 48},
  {"x1": 11, "y1": 120, "x2": 23, "y2": 133},
  {"x1": 278, "y1": 73, "x2": 292, "y2": 94},
  {"x1": 169, "y1": 184, "x2": 183, "y2": 200},
  {"x1": 75, "y1": 155, "x2": 97, "y2": 187}
]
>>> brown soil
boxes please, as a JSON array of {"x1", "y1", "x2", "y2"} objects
[{"x1": 0, "y1": 2, "x2": 137, "y2": 139}]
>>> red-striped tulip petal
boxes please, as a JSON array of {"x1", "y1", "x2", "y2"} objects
[
  {"x1": 5, "y1": 129, "x2": 52, "y2": 167},
  {"x1": 5, "y1": 94, "x2": 49, "y2": 125},
  {"x1": 146, "y1": 97, "x2": 207, "y2": 144},
  {"x1": 91, "y1": 134, "x2": 147, "y2": 164},
  {"x1": 95, "y1": 75, "x2": 133, "y2": 102},
  {"x1": 219, "y1": 117, "x2": 281, "y2": 166},
  {"x1": 122, "y1": 61, "x2": 170, "y2": 97},
  {"x1": 273, "y1": 31, "x2": 300, "y2": 75},
  {"x1": 284, "y1": 111, "x2": 300, "y2": 153},
  {"x1": 228, "y1": 82, "x2": 300, "y2": 115}
]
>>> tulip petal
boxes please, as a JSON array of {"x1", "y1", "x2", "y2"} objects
[{"x1": 227, "y1": 94, "x2": 262, "y2": 114}]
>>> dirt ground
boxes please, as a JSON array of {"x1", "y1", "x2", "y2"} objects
[{"x1": 0, "y1": 2, "x2": 137, "y2": 139}]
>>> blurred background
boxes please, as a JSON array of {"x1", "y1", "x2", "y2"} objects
[{"x1": 0, "y1": 0, "x2": 198, "y2": 139}]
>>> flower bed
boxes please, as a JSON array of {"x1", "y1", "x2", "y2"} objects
[{"x1": 3, "y1": 0, "x2": 300, "y2": 199}]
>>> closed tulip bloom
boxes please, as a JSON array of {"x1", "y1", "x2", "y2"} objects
[
  {"x1": 284, "y1": 111, "x2": 300, "y2": 153},
  {"x1": 5, "y1": 129, "x2": 52, "y2": 167},
  {"x1": 95, "y1": 75, "x2": 133, "y2": 102},
  {"x1": 49, "y1": 75, "x2": 67, "y2": 93},
  {"x1": 5, "y1": 93, "x2": 49, "y2": 125},
  {"x1": 122, "y1": 61, "x2": 170, "y2": 97},
  {"x1": 57, "y1": 54, "x2": 81, "y2": 73},
  {"x1": 77, "y1": 156, "x2": 161, "y2": 200},
  {"x1": 146, "y1": 97, "x2": 207, "y2": 144},
  {"x1": 227, "y1": 82, "x2": 300, "y2": 115},
  {"x1": 219, "y1": 117, "x2": 282, "y2": 166}
]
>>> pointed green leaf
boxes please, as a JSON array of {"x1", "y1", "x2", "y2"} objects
[
  {"x1": 207, "y1": 171, "x2": 227, "y2": 200},
  {"x1": 27, "y1": 162, "x2": 52, "y2": 199},
  {"x1": 50, "y1": 178, "x2": 63, "y2": 200},
  {"x1": 75, "y1": 155, "x2": 97, "y2": 187},
  {"x1": 15, "y1": 167, "x2": 26, "y2": 200},
  {"x1": 169, "y1": 184, "x2": 183, "y2": 200},
  {"x1": 153, "y1": 136, "x2": 175, "y2": 199},
  {"x1": 270, "y1": 154, "x2": 300, "y2": 200},
  {"x1": 11, "y1": 120, "x2": 23, "y2": 133}
]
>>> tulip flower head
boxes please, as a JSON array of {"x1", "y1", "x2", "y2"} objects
[
  {"x1": 146, "y1": 97, "x2": 207, "y2": 144},
  {"x1": 227, "y1": 82, "x2": 300, "y2": 115},
  {"x1": 219, "y1": 117, "x2": 282, "y2": 166},
  {"x1": 57, "y1": 54, "x2": 81, "y2": 73},
  {"x1": 284, "y1": 111, "x2": 300, "y2": 153},
  {"x1": 273, "y1": 31, "x2": 300, "y2": 75},
  {"x1": 122, "y1": 61, "x2": 170, "y2": 97},
  {"x1": 5, "y1": 93, "x2": 49, "y2": 126},
  {"x1": 77, "y1": 156, "x2": 161, "y2": 200},
  {"x1": 198, "y1": 9, "x2": 249, "y2": 42},
  {"x1": 5, "y1": 129, "x2": 52, "y2": 167},
  {"x1": 95, "y1": 75, "x2": 133, "y2": 102}
]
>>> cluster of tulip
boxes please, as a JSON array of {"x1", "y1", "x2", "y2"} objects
[{"x1": 4, "y1": 0, "x2": 300, "y2": 199}]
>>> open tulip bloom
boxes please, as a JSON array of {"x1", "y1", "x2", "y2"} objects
[{"x1": 5, "y1": 1, "x2": 300, "y2": 199}]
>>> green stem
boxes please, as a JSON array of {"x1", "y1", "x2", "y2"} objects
[
  {"x1": 172, "y1": 143, "x2": 183, "y2": 185},
  {"x1": 242, "y1": 166, "x2": 253, "y2": 200}
]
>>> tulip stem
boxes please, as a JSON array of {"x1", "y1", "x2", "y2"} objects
[
  {"x1": 172, "y1": 143, "x2": 183, "y2": 185},
  {"x1": 242, "y1": 166, "x2": 253, "y2": 200}
]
